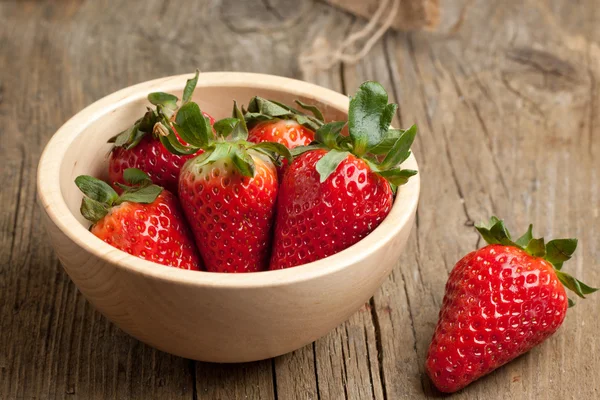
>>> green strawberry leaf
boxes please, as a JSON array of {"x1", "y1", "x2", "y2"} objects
[
  {"x1": 295, "y1": 100, "x2": 324, "y2": 122},
  {"x1": 231, "y1": 146, "x2": 255, "y2": 177},
  {"x1": 245, "y1": 97, "x2": 322, "y2": 131},
  {"x1": 250, "y1": 142, "x2": 292, "y2": 164},
  {"x1": 379, "y1": 125, "x2": 417, "y2": 170},
  {"x1": 123, "y1": 168, "x2": 151, "y2": 186},
  {"x1": 75, "y1": 175, "x2": 118, "y2": 205},
  {"x1": 110, "y1": 125, "x2": 137, "y2": 147},
  {"x1": 315, "y1": 149, "x2": 349, "y2": 183},
  {"x1": 148, "y1": 92, "x2": 178, "y2": 110},
  {"x1": 368, "y1": 129, "x2": 405, "y2": 155},
  {"x1": 555, "y1": 270, "x2": 599, "y2": 298},
  {"x1": 196, "y1": 143, "x2": 231, "y2": 168},
  {"x1": 213, "y1": 118, "x2": 240, "y2": 138},
  {"x1": 117, "y1": 184, "x2": 163, "y2": 205},
  {"x1": 247, "y1": 96, "x2": 291, "y2": 118},
  {"x1": 568, "y1": 298, "x2": 575, "y2": 308},
  {"x1": 158, "y1": 123, "x2": 199, "y2": 155},
  {"x1": 525, "y1": 237, "x2": 546, "y2": 258},
  {"x1": 138, "y1": 109, "x2": 159, "y2": 132},
  {"x1": 348, "y1": 81, "x2": 397, "y2": 156},
  {"x1": 182, "y1": 69, "x2": 199, "y2": 105},
  {"x1": 243, "y1": 112, "x2": 273, "y2": 124},
  {"x1": 290, "y1": 144, "x2": 325, "y2": 158},
  {"x1": 316, "y1": 121, "x2": 345, "y2": 149},
  {"x1": 515, "y1": 224, "x2": 533, "y2": 247},
  {"x1": 80, "y1": 197, "x2": 109, "y2": 224},
  {"x1": 231, "y1": 101, "x2": 249, "y2": 141},
  {"x1": 546, "y1": 239, "x2": 578, "y2": 270},
  {"x1": 475, "y1": 217, "x2": 514, "y2": 246},
  {"x1": 174, "y1": 101, "x2": 211, "y2": 148},
  {"x1": 376, "y1": 168, "x2": 418, "y2": 186}
]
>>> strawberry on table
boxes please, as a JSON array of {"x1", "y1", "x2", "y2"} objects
[
  {"x1": 75, "y1": 168, "x2": 203, "y2": 271},
  {"x1": 167, "y1": 100, "x2": 291, "y2": 273},
  {"x1": 425, "y1": 217, "x2": 598, "y2": 393},
  {"x1": 108, "y1": 70, "x2": 214, "y2": 193},
  {"x1": 244, "y1": 97, "x2": 322, "y2": 149},
  {"x1": 269, "y1": 81, "x2": 418, "y2": 270}
]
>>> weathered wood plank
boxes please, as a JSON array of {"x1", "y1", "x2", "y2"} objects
[
  {"x1": 368, "y1": 0, "x2": 600, "y2": 398},
  {"x1": 1, "y1": 0, "x2": 600, "y2": 399}
]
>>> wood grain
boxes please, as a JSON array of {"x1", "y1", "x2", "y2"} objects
[{"x1": 1, "y1": 0, "x2": 599, "y2": 399}]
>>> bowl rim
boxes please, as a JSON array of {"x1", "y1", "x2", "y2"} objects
[{"x1": 37, "y1": 72, "x2": 420, "y2": 288}]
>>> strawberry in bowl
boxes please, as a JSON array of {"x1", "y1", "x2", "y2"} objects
[
  {"x1": 270, "y1": 81, "x2": 417, "y2": 269},
  {"x1": 108, "y1": 70, "x2": 214, "y2": 194}
]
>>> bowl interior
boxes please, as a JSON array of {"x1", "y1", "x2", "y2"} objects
[{"x1": 39, "y1": 72, "x2": 419, "y2": 286}]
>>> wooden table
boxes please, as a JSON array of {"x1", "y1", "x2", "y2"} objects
[{"x1": 1, "y1": 0, "x2": 599, "y2": 398}]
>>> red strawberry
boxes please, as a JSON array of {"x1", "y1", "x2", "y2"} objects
[
  {"x1": 168, "y1": 100, "x2": 291, "y2": 272},
  {"x1": 425, "y1": 217, "x2": 597, "y2": 393},
  {"x1": 108, "y1": 70, "x2": 214, "y2": 193},
  {"x1": 248, "y1": 119, "x2": 315, "y2": 149},
  {"x1": 244, "y1": 97, "x2": 322, "y2": 180},
  {"x1": 270, "y1": 82, "x2": 417, "y2": 269},
  {"x1": 244, "y1": 96, "x2": 323, "y2": 148},
  {"x1": 75, "y1": 168, "x2": 203, "y2": 270}
]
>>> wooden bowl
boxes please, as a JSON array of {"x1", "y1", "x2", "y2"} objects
[{"x1": 37, "y1": 72, "x2": 420, "y2": 362}]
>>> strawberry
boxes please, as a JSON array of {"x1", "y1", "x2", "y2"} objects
[
  {"x1": 269, "y1": 82, "x2": 418, "y2": 270},
  {"x1": 75, "y1": 168, "x2": 203, "y2": 270},
  {"x1": 166, "y1": 100, "x2": 291, "y2": 272},
  {"x1": 244, "y1": 97, "x2": 322, "y2": 180},
  {"x1": 248, "y1": 119, "x2": 315, "y2": 149},
  {"x1": 108, "y1": 70, "x2": 214, "y2": 193},
  {"x1": 244, "y1": 97, "x2": 323, "y2": 149},
  {"x1": 425, "y1": 217, "x2": 598, "y2": 393}
]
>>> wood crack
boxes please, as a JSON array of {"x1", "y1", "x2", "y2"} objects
[
  {"x1": 341, "y1": 325, "x2": 350, "y2": 400},
  {"x1": 271, "y1": 357, "x2": 278, "y2": 400},
  {"x1": 368, "y1": 298, "x2": 388, "y2": 400},
  {"x1": 8, "y1": 147, "x2": 26, "y2": 262},
  {"x1": 363, "y1": 325, "x2": 378, "y2": 400},
  {"x1": 312, "y1": 343, "x2": 321, "y2": 400},
  {"x1": 189, "y1": 359, "x2": 197, "y2": 400}
]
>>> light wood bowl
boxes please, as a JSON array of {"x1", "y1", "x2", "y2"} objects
[{"x1": 37, "y1": 72, "x2": 420, "y2": 362}]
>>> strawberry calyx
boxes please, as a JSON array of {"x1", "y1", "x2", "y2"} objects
[
  {"x1": 163, "y1": 100, "x2": 292, "y2": 177},
  {"x1": 291, "y1": 81, "x2": 418, "y2": 192},
  {"x1": 108, "y1": 70, "x2": 202, "y2": 150},
  {"x1": 243, "y1": 96, "x2": 325, "y2": 131},
  {"x1": 75, "y1": 168, "x2": 163, "y2": 224},
  {"x1": 476, "y1": 216, "x2": 598, "y2": 305}
]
